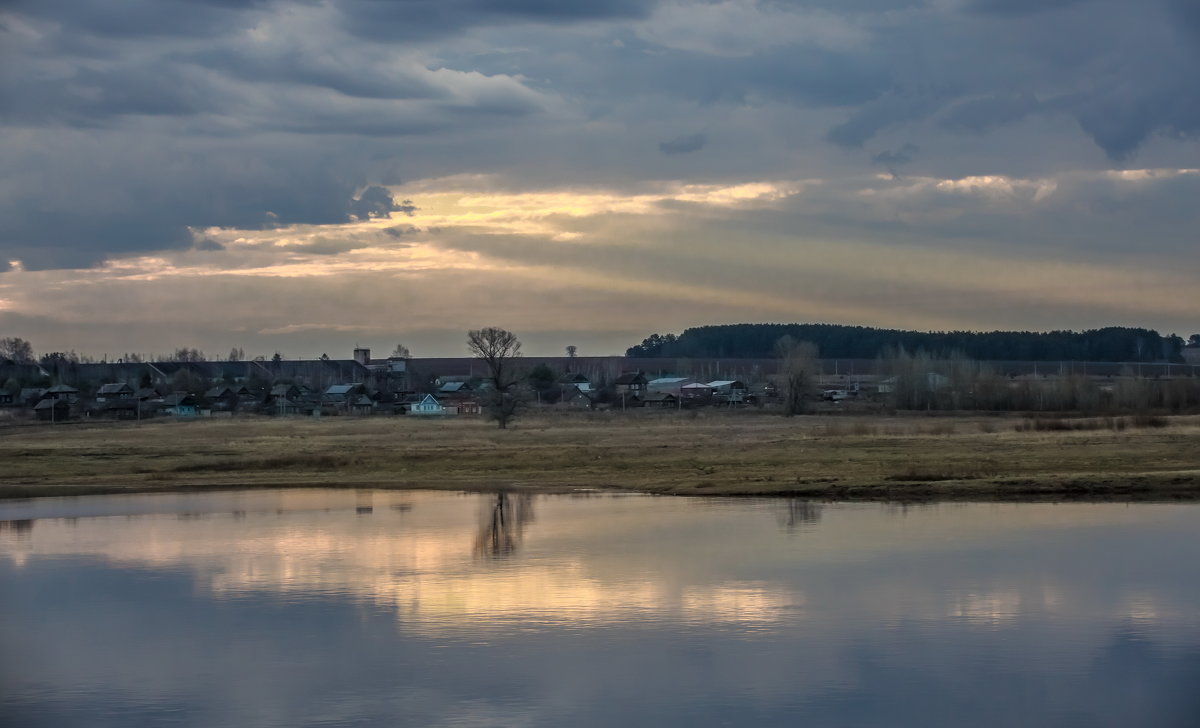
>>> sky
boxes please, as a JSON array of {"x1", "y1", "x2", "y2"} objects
[{"x1": 1, "y1": 0, "x2": 1198, "y2": 359}]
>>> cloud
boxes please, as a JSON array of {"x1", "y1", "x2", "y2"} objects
[
  {"x1": 826, "y1": 90, "x2": 947, "y2": 149},
  {"x1": 635, "y1": 0, "x2": 867, "y2": 56},
  {"x1": 870, "y1": 144, "x2": 919, "y2": 177},
  {"x1": 938, "y1": 93, "x2": 1041, "y2": 134},
  {"x1": 0, "y1": 0, "x2": 556, "y2": 269},
  {"x1": 963, "y1": 0, "x2": 1089, "y2": 16},
  {"x1": 335, "y1": 0, "x2": 657, "y2": 42},
  {"x1": 1, "y1": 0, "x2": 1198, "y2": 353},
  {"x1": 348, "y1": 187, "x2": 417, "y2": 221},
  {"x1": 659, "y1": 133, "x2": 707, "y2": 155},
  {"x1": 2, "y1": 0, "x2": 274, "y2": 40},
  {"x1": 191, "y1": 237, "x2": 225, "y2": 252},
  {"x1": 4, "y1": 171, "x2": 1198, "y2": 358}
]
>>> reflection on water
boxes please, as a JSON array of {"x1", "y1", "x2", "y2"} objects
[
  {"x1": 775, "y1": 498, "x2": 822, "y2": 532},
  {"x1": 475, "y1": 492, "x2": 534, "y2": 559},
  {"x1": 2, "y1": 490, "x2": 1200, "y2": 728}
]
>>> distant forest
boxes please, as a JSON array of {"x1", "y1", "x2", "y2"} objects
[{"x1": 626, "y1": 324, "x2": 1188, "y2": 362}]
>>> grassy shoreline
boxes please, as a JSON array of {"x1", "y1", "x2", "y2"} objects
[{"x1": 3, "y1": 412, "x2": 1200, "y2": 502}]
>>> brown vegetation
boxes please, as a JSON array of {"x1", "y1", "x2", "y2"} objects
[{"x1": 3, "y1": 411, "x2": 1200, "y2": 501}]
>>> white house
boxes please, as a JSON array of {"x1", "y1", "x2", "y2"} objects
[{"x1": 407, "y1": 394, "x2": 445, "y2": 416}]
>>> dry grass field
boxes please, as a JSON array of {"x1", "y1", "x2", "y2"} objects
[{"x1": 3, "y1": 411, "x2": 1200, "y2": 500}]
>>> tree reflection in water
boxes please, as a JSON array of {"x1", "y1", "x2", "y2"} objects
[
  {"x1": 474, "y1": 492, "x2": 535, "y2": 559},
  {"x1": 776, "y1": 499, "x2": 822, "y2": 534}
]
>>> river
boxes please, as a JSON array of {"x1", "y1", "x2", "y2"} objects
[{"x1": 2, "y1": 489, "x2": 1198, "y2": 726}]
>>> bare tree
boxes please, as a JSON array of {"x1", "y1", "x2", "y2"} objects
[
  {"x1": 467, "y1": 327, "x2": 525, "y2": 428},
  {"x1": 0, "y1": 337, "x2": 34, "y2": 363},
  {"x1": 227, "y1": 347, "x2": 245, "y2": 362},
  {"x1": 565, "y1": 344, "x2": 577, "y2": 358},
  {"x1": 172, "y1": 347, "x2": 206, "y2": 362},
  {"x1": 775, "y1": 335, "x2": 818, "y2": 416},
  {"x1": 390, "y1": 343, "x2": 411, "y2": 358}
]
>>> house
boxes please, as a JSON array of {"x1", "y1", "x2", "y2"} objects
[
  {"x1": 1184, "y1": 344, "x2": 1200, "y2": 365},
  {"x1": 438, "y1": 380, "x2": 474, "y2": 396},
  {"x1": 707, "y1": 380, "x2": 748, "y2": 403},
  {"x1": 638, "y1": 391, "x2": 679, "y2": 408},
  {"x1": 451, "y1": 397, "x2": 482, "y2": 415},
  {"x1": 614, "y1": 371, "x2": 648, "y2": 396},
  {"x1": 33, "y1": 398, "x2": 71, "y2": 421},
  {"x1": 205, "y1": 386, "x2": 242, "y2": 412},
  {"x1": 134, "y1": 388, "x2": 165, "y2": 413},
  {"x1": 163, "y1": 393, "x2": 199, "y2": 417},
  {"x1": 558, "y1": 372, "x2": 592, "y2": 392},
  {"x1": 325, "y1": 383, "x2": 366, "y2": 401},
  {"x1": 349, "y1": 394, "x2": 376, "y2": 415},
  {"x1": 0, "y1": 391, "x2": 13, "y2": 407},
  {"x1": 98, "y1": 398, "x2": 141, "y2": 420},
  {"x1": 269, "y1": 398, "x2": 303, "y2": 416},
  {"x1": 322, "y1": 383, "x2": 369, "y2": 413},
  {"x1": 680, "y1": 382, "x2": 714, "y2": 401},
  {"x1": 437, "y1": 380, "x2": 482, "y2": 413},
  {"x1": 270, "y1": 384, "x2": 302, "y2": 400},
  {"x1": 96, "y1": 383, "x2": 135, "y2": 401},
  {"x1": 558, "y1": 386, "x2": 595, "y2": 410},
  {"x1": 45, "y1": 384, "x2": 80, "y2": 402},
  {"x1": 403, "y1": 393, "x2": 445, "y2": 415},
  {"x1": 647, "y1": 377, "x2": 692, "y2": 394}
]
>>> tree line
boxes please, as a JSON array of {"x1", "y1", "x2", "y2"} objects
[{"x1": 626, "y1": 324, "x2": 1193, "y2": 363}]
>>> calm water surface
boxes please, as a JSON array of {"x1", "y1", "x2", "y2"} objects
[{"x1": 2, "y1": 490, "x2": 1199, "y2": 727}]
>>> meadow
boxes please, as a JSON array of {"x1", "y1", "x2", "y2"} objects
[{"x1": 3, "y1": 411, "x2": 1199, "y2": 500}]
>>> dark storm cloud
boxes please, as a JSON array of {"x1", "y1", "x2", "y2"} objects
[
  {"x1": 659, "y1": 133, "x2": 706, "y2": 155},
  {"x1": 0, "y1": 0, "x2": 556, "y2": 268},
  {"x1": 826, "y1": 89, "x2": 948, "y2": 149},
  {"x1": 548, "y1": 39, "x2": 890, "y2": 112},
  {"x1": 335, "y1": 0, "x2": 657, "y2": 41},
  {"x1": 790, "y1": 0, "x2": 1200, "y2": 161},
  {"x1": 1, "y1": 0, "x2": 277, "y2": 40},
  {"x1": 937, "y1": 92, "x2": 1040, "y2": 134},
  {"x1": 0, "y1": 137, "x2": 380, "y2": 269},
  {"x1": 964, "y1": 0, "x2": 1089, "y2": 16},
  {"x1": 2, "y1": 63, "x2": 213, "y2": 127},
  {"x1": 3, "y1": 0, "x2": 1200, "y2": 276},
  {"x1": 176, "y1": 47, "x2": 448, "y2": 102},
  {"x1": 1171, "y1": 0, "x2": 1200, "y2": 38}
]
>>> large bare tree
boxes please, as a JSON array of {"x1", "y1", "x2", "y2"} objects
[
  {"x1": 775, "y1": 335, "x2": 818, "y2": 416},
  {"x1": 467, "y1": 327, "x2": 526, "y2": 428},
  {"x1": 0, "y1": 337, "x2": 34, "y2": 363}
]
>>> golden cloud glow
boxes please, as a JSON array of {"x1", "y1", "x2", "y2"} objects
[{"x1": 2, "y1": 170, "x2": 1197, "y2": 355}]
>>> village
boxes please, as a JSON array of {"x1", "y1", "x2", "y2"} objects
[
  {"x1": 3, "y1": 347, "x2": 766, "y2": 421},
  {"x1": 4, "y1": 344, "x2": 1200, "y2": 423}
]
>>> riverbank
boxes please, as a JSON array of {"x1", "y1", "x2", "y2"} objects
[{"x1": 3, "y1": 412, "x2": 1200, "y2": 501}]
